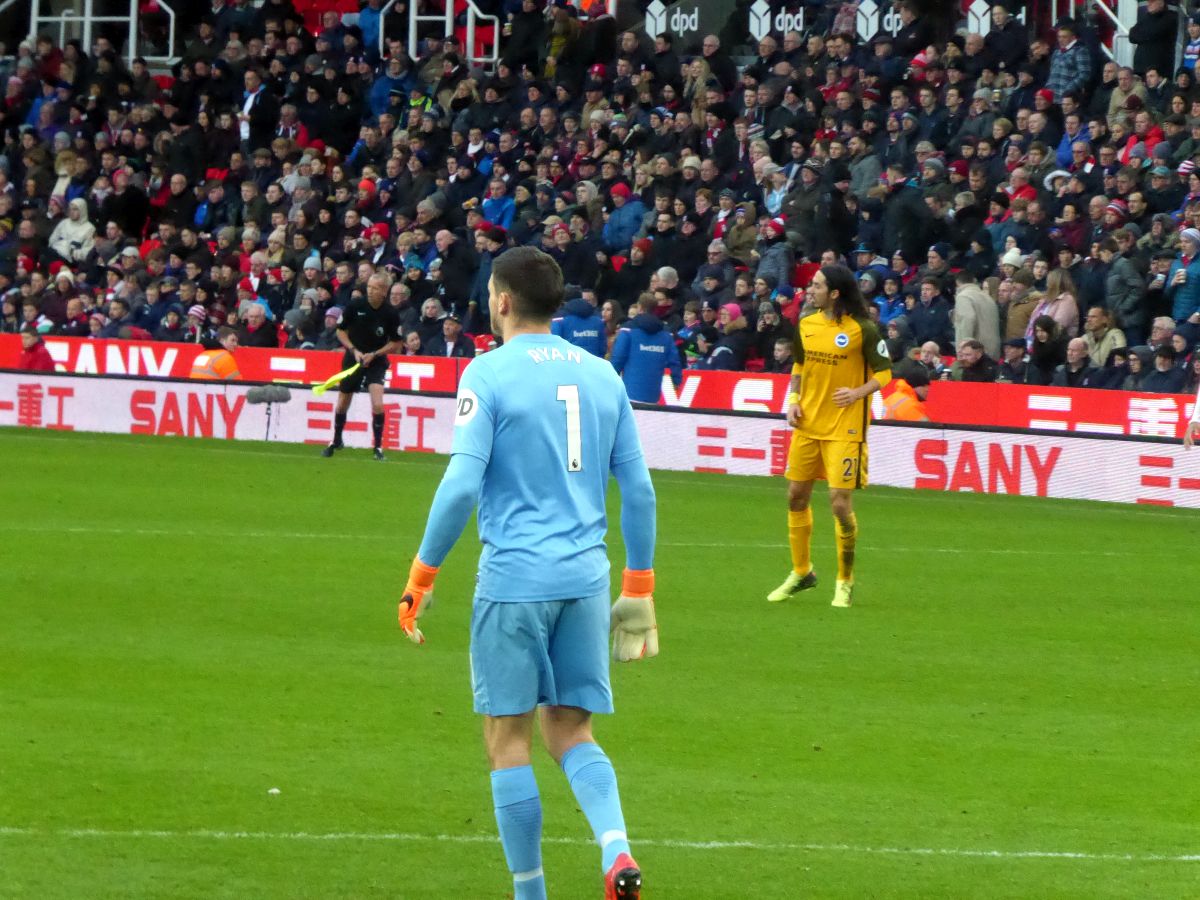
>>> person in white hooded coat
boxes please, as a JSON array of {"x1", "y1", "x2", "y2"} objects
[{"x1": 47, "y1": 198, "x2": 96, "y2": 264}]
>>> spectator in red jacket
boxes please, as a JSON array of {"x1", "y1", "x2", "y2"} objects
[{"x1": 19, "y1": 328, "x2": 56, "y2": 372}]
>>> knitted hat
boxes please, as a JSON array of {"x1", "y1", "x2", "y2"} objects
[
  {"x1": 632, "y1": 238, "x2": 652, "y2": 255},
  {"x1": 1181, "y1": 227, "x2": 1200, "y2": 245},
  {"x1": 1105, "y1": 199, "x2": 1129, "y2": 220},
  {"x1": 610, "y1": 182, "x2": 632, "y2": 200},
  {"x1": 1000, "y1": 248, "x2": 1025, "y2": 267},
  {"x1": 764, "y1": 217, "x2": 786, "y2": 238},
  {"x1": 720, "y1": 302, "x2": 741, "y2": 321},
  {"x1": 187, "y1": 304, "x2": 206, "y2": 319},
  {"x1": 304, "y1": 254, "x2": 322, "y2": 270}
]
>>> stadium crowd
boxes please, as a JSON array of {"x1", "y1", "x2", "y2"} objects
[{"x1": 3, "y1": 0, "x2": 1200, "y2": 403}]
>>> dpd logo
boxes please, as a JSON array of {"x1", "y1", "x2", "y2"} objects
[
  {"x1": 644, "y1": 0, "x2": 698, "y2": 36},
  {"x1": 644, "y1": 0, "x2": 667, "y2": 37},
  {"x1": 773, "y1": 9, "x2": 804, "y2": 33},
  {"x1": 749, "y1": 0, "x2": 804, "y2": 41},
  {"x1": 672, "y1": 5, "x2": 699, "y2": 32},
  {"x1": 455, "y1": 388, "x2": 479, "y2": 425},
  {"x1": 748, "y1": 0, "x2": 771, "y2": 41}
]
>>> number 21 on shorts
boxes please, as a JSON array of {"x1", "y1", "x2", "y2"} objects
[{"x1": 557, "y1": 384, "x2": 582, "y2": 472}]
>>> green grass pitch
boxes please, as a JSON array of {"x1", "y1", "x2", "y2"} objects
[{"x1": 1, "y1": 429, "x2": 1198, "y2": 899}]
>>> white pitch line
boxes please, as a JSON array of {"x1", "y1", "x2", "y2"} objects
[
  {"x1": 5, "y1": 430, "x2": 1199, "y2": 523},
  {"x1": 3, "y1": 524, "x2": 351, "y2": 541},
  {"x1": 0, "y1": 825, "x2": 1195, "y2": 864},
  {"x1": 0, "y1": 523, "x2": 1157, "y2": 557}
]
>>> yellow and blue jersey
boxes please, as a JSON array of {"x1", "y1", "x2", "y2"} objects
[{"x1": 792, "y1": 312, "x2": 892, "y2": 443}]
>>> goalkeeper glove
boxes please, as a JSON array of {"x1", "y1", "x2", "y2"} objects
[
  {"x1": 399, "y1": 558, "x2": 438, "y2": 644},
  {"x1": 611, "y1": 568, "x2": 658, "y2": 662}
]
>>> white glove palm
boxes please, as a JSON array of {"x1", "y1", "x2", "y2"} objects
[{"x1": 611, "y1": 595, "x2": 659, "y2": 662}]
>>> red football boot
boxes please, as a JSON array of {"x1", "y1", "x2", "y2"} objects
[{"x1": 604, "y1": 852, "x2": 641, "y2": 900}]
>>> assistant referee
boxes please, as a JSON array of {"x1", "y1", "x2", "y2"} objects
[{"x1": 324, "y1": 272, "x2": 403, "y2": 461}]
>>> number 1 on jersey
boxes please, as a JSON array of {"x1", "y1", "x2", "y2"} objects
[{"x1": 557, "y1": 384, "x2": 582, "y2": 472}]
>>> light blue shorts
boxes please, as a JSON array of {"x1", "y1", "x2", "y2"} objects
[{"x1": 469, "y1": 592, "x2": 613, "y2": 717}]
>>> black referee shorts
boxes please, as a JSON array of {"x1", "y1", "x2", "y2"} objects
[{"x1": 338, "y1": 354, "x2": 389, "y2": 393}]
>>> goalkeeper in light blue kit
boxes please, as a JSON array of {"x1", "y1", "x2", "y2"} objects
[{"x1": 398, "y1": 246, "x2": 658, "y2": 900}]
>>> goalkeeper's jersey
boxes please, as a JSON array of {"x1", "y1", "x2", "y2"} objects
[
  {"x1": 450, "y1": 333, "x2": 645, "y2": 603},
  {"x1": 791, "y1": 311, "x2": 892, "y2": 443}
]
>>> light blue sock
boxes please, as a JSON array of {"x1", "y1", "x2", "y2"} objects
[
  {"x1": 490, "y1": 765, "x2": 546, "y2": 900},
  {"x1": 561, "y1": 742, "x2": 630, "y2": 871}
]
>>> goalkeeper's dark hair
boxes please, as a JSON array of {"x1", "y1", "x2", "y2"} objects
[
  {"x1": 492, "y1": 246, "x2": 565, "y2": 322},
  {"x1": 820, "y1": 264, "x2": 872, "y2": 321}
]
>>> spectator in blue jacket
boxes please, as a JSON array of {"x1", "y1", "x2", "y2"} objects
[
  {"x1": 985, "y1": 192, "x2": 1021, "y2": 254},
  {"x1": 482, "y1": 178, "x2": 515, "y2": 230},
  {"x1": 358, "y1": 0, "x2": 385, "y2": 62},
  {"x1": 1055, "y1": 114, "x2": 1091, "y2": 169},
  {"x1": 1166, "y1": 227, "x2": 1200, "y2": 343},
  {"x1": 467, "y1": 223, "x2": 507, "y2": 332},
  {"x1": 1046, "y1": 20, "x2": 1093, "y2": 101},
  {"x1": 368, "y1": 55, "x2": 413, "y2": 115},
  {"x1": 1140, "y1": 345, "x2": 1187, "y2": 392},
  {"x1": 602, "y1": 183, "x2": 646, "y2": 255},
  {"x1": 610, "y1": 295, "x2": 682, "y2": 402},
  {"x1": 135, "y1": 280, "x2": 178, "y2": 335},
  {"x1": 705, "y1": 303, "x2": 752, "y2": 370},
  {"x1": 755, "y1": 218, "x2": 794, "y2": 290},
  {"x1": 907, "y1": 276, "x2": 955, "y2": 353},
  {"x1": 551, "y1": 291, "x2": 607, "y2": 357}
]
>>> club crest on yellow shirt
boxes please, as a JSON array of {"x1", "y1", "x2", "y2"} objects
[{"x1": 834, "y1": 333, "x2": 849, "y2": 348}]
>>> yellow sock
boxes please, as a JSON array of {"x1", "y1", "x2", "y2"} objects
[
  {"x1": 835, "y1": 513, "x2": 858, "y2": 583},
  {"x1": 787, "y1": 508, "x2": 813, "y2": 576}
]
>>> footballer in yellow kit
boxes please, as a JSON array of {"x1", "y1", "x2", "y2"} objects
[{"x1": 768, "y1": 266, "x2": 891, "y2": 608}]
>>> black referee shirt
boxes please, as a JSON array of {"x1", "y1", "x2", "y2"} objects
[{"x1": 337, "y1": 297, "x2": 403, "y2": 354}]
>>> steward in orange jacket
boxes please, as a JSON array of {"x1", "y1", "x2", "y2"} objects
[{"x1": 882, "y1": 370, "x2": 930, "y2": 421}]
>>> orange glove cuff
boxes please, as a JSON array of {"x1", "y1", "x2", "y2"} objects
[
  {"x1": 408, "y1": 558, "x2": 439, "y2": 590},
  {"x1": 621, "y1": 568, "x2": 654, "y2": 598}
]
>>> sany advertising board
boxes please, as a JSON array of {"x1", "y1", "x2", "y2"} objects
[
  {"x1": 2, "y1": 372, "x2": 1197, "y2": 509},
  {"x1": 1, "y1": 335, "x2": 1196, "y2": 439}
]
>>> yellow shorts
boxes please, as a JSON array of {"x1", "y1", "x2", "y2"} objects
[{"x1": 785, "y1": 433, "x2": 868, "y2": 490}]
